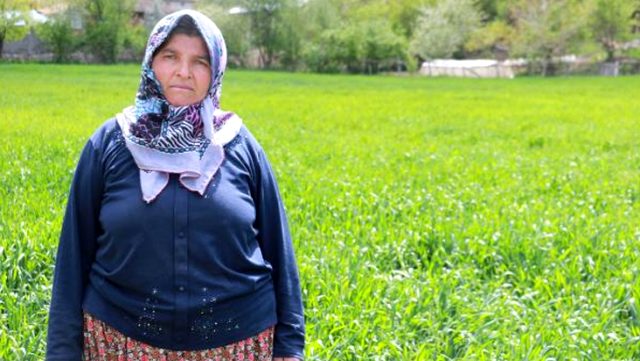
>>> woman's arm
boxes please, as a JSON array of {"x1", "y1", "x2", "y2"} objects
[
  {"x1": 46, "y1": 138, "x2": 103, "y2": 361},
  {"x1": 253, "y1": 148, "x2": 305, "y2": 360}
]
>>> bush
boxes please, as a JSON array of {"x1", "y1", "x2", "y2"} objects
[
  {"x1": 410, "y1": 0, "x2": 484, "y2": 60},
  {"x1": 83, "y1": 20, "x2": 121, "y2": 63},
  {"x1": 36, "y1": 16, "x2": 77, "y2": 63},
  {"x1": 303, "y1": 19, "x2": 408, "y2": 74},
  {"x1": 121, "y1": 23, "x2": 148, "y2": 62}
]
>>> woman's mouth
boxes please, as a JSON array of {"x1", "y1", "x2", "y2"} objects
[{"x1": 170, "y1": 85, "x2": 193, "y2": 91}]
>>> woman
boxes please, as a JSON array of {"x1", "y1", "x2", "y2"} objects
[{"x1": 46, "y1": 10, "x2": 304, "y2": 361}]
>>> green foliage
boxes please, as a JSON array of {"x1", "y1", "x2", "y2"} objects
[
  {"x1": 196, "y1": 0, "x2": 640, "y2": 73},
  {"x1": 476, "y1": 0, "x2": 499, "y2": 21},
  {"x1": 626, "y1": 47, "x2": 640, "y2": 59},
  {"x1": 2, "y1": 64, "x2": 640, "y2": 360},
  {"x1": 36, "y1": 14, "x2": 76, "y2": 63},
  {"x1": 236, "y1": 0, "x2": 296, "y2": 68},
  {"x1": 465, "y1": 20, "x2": 515, "y2": 58},
  {"x1": 273, "y1": 3, "x2": 303, "y2": 70},
  {"x1": 121, "y1": 22, "x2": 148, "y2": 62},
  {"x1": 202, "y1": 0, "x2": 306, "y2": 70},
  {"x1": 5, "y1": 0, "x2": 639, "y2": 71},
  {"x1": 360, "y1": 20, "x2": 409, "y2": 73},
  {"x1": 200, "y1": 0, "x2": 415, "y2": 72},
  {"x1": 303, "y1": 19, "x2": 407, "y2": 74},
  {"x1": 302, "y1": 24, "x2": 359, "y2": 73},
  {"x1": 589, "y1": 0, "x2": 635, "y2": 61},
  {"x1": 328, "y1": 0, "x2": 433, "y2": 39},
  {"x1": 0, "y1": 0, "x2": 30, "y2": 57},
  {"x1": 633, "y1": 1, "x2": 640, "y2": 35},
  {"x1": 199, "y1": 4, "x2": 252, "y2": 67},
  {"x1": 510, "y1": 0, "x2": 589, "y2": 75},
  {"x1": 80, "y1": 0, "x2": 138, "y2": 63},
  {"x1": 84, "y1": 21, "x2": 119, "y2": 63},
  {"x1": 297, "y1": 0, "x2": 341, "y2": 39},
  {"x1": 410, "y1": 0, "x2": 484, "y2": 60}
]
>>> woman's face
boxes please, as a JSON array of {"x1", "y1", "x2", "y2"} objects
[{"x1": 151, "y1": 33, "x2": 211, "y2": 107}]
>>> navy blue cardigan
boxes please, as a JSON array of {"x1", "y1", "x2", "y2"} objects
[{"x1": 46, "y1": 120, "x2": 304, "y2": 360}]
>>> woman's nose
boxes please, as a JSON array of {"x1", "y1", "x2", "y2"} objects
[{"x1": 176, "y1": 61, "x2": 191, "y2": 78}]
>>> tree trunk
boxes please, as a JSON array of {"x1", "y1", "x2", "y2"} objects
[
  {"x1": 600, "y1": 61, "x2": 619, "y2": 76},
  {"x1": 258, "y1": 48, "x2": 267, "y2": 68},
  {"x1": 0, "y1": 32, "x2": 5, "y2": 59}
]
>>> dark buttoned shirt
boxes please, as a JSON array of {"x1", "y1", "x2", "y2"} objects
[{"x1": 46, "y1": 120, "x2": 304, "y2": 360}]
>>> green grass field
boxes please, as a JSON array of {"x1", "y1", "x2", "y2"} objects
[{"x1": 1, "y1": 64, "x2": 639, "y2": 360}]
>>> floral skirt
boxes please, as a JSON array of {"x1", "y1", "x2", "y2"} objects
[{"x1": 83, "y1": 312, "x2": 274, "y2": 361}]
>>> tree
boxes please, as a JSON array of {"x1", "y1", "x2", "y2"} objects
[
  {"x1": 361, "y1": 19, "x2": 409, "y2": 73},
  {"x1": 36, "y1": 12, "x2": 76, "y2": 62},
  {"x1": 199, "y1": 3, "x2": 252, "y2": 67},
  {"x1": 331, "y1": 0, "x2": 433, "y2": 39},
  {"x1": 274, "y1": 2, "x2": 303, "y2": 70},
  {"x1": 385, "y1": 0, "x2": 435, "y2": 39},
  {"x1": 303, "y1": 22, "x2": 362, "y2": 73},
  {"x1": 200, "y1": 0, "x2": 303, "y2": 69},
  {"x1": 121, "y1": 20, "x2": 148, "y2": 62},
  {"x1": 80, "y1": 0, "x2": 137, "y2": 63},
  {"x1": 297, "y1": 2, "x2": 336, "y2": 71},
  {"x1": 410, "y1": 0, "x2": 484, "y2": 60},
  {"x1": 466, "y1": 20, "x2": 515, "y2": 59},
  {"x1": 589, "y1": 0, "x2": 635, "y2": 62},
  {"x1": 0, "y1": 0, "x2": 30, "y2": 58},
  {"x1": 509, "y1": 0, "x2": 588, "y2": 76},
  {"x1": 237, "y1": 0, "x2": 294, "y2": 68},
  {"x1": 476, "y1": 0, "x2": 499, "y2": 21},
  {"x1": 633, "y1": 1, "x2": 640, "y2": 35},
  {"x1": 303, "y1": 17, "x2": 407, "y2": 74}
]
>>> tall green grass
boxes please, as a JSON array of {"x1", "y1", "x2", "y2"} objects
[{"x1": 1, "y1": 64, "x2": 639, "y2": 360}]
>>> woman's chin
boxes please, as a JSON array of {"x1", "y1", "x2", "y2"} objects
[{"x1": 166, "y1": 96, "x2": 198, "y2": 107}]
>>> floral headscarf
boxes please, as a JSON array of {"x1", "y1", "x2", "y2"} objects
[{"x1": 116, "y1": 10, "x2": 241, "y2": 203}]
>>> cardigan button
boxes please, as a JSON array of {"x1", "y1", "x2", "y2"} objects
[{"x1": 178, "y1": 286, "x2": 185, "y2": 292}]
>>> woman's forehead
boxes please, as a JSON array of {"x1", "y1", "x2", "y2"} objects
[{"x1": 156, "y1": 34, "x2": 210, "y2": 59}]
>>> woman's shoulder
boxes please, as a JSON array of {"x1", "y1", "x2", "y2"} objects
[
  {"x1": 86, "y1": 118, "x2": 124, "y2": 155},
  {"x1": 226, "y1": 124, "x2": 264, "y2": 154},
  {"x1": 92, "y1": 117, "x2": 120, "y2": 138}
]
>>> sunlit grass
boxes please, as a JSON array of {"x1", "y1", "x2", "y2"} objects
[{"x1": 1, "y1": 64, "x2": 639, "y2": 360}]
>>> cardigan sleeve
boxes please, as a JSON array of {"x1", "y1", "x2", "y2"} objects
[
  {"x1": 253, "y1": 148, "x2": 305, "y2": 359},
  {"x1": 46, "y1": 138, "x2": 103, "y2": 361}
]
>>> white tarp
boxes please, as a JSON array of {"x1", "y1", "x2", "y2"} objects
[{"x1": 420, "y1": 59, "x2": 515, "y2": 78}]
